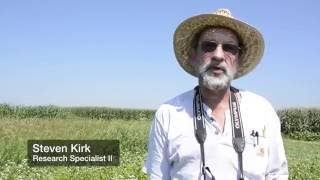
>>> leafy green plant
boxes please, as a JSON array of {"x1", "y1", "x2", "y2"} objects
[{"x1": 278, "y1": 108, "x2": 320, "y2": 141}]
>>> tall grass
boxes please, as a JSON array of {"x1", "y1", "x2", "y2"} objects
[
  {"x1": 0, "y1": 104, "x2": 154, "y2": 121},
  {"x1": 278, "y1": 108, "x2": 320, "y2": 141},
  {"x1": 0, "y1": 104, "x2": 68, "y2": 119},
  {"x1": 0, "y1": 117, "x2": 150, "y2": 179},
  {"x1": 67, "y1": 107, "x2": 154, "y2": 121},
  {"x1": 1, "y1": 104, "x2": 320, "y2": 140},
  {"x1": 1, "y1": 103, "x2": 320, "y2": 179},
  {"x1": 0, "y1": 116, "x2": 319, "y2": 179}
]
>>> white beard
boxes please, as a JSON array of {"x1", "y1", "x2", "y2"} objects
[
  {"x1": 200, "y1": 71, "x2": 232, "y2": 91},
  {"x1": 197, "y1": 61, "x2": 235, "y2": 91}
]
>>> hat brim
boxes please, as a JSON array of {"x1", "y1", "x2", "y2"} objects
[{"x1": 174, "y1": 13, "x2": 265, "y2": 79}]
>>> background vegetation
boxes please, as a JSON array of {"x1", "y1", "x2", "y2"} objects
[
  {"x1": 0, "y1": 104, "x2": 319, "y2": 179},
  {"x1": 278, "y1": 108, "x2": 320, "y2": 141}
]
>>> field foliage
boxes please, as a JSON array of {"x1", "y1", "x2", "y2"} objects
[
  {"x1": 1, "y1": 104, "x2": 319, "y2": 141},
  {"x1": 0, "y1": 104, "x2": 154, "y2": 121},
  {"x1": 0, "y1": 118, "x2": 149, "y2": 179},
  {"x1": 278, "y1": 108, "x2": 320, "y2": 141},
  {"x1": 0, "y1": 104, "x2": 319, "y2": 179}
]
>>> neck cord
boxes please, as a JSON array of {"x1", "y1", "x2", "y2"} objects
[{"x1": 193, "y1": 86, "x2": 245, "y2": 180}]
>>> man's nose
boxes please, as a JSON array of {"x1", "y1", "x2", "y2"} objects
[{"x1": 211, "y1": 44, "x2": 224, "y2": 62}]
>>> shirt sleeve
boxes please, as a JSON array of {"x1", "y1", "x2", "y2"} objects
[
  {"x1": 143, "y1": 108, "x2": 170, "y2": 179},
  {"x1": 265, "y1": 102, "x2": 289, "y2": 180}
]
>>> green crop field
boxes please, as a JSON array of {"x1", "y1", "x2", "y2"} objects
[
  {"x1": 0, "y1": 117, "x2": 149, "y2": 179},
  {"x1": 0, "y1": 114, "x2": 319, "y2": 179}
]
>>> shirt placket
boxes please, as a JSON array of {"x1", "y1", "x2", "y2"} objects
[{"x1": 203, "y1": 103, "x2": 231, "y2": 137}]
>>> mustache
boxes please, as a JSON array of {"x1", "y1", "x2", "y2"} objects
[{"x1": 199, "y1": 61, "x2": 227, "y2": 74}]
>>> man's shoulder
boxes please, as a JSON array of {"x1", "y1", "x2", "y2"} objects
[
  {"x1": 152, "y1": 89, "x2": 194, "y2": 126},
  {"x1": 166, "y1": 89, "x2": 194, "y2": 105},
  {"x1": 238, "y1": 89, "x2": 274, "y2": 108},
  {"x1": 156, "y1": 89, "x2": 194, "y2": 112},
  {"x1": 239, "y1": 89, "x2": 266, "y2": 100}
]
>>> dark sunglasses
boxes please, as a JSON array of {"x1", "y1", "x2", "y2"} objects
[{"x1": 200, "y1": 41, "x2": 241, "y2": 55}]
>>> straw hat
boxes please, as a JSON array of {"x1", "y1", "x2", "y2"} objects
[{"x1": 173, "y1": 8, "x2": 265, "y2": 79}]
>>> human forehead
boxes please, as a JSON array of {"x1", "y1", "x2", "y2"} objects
[{"x1": 198, "y1": 27, "x2": 239, "y2": 44}]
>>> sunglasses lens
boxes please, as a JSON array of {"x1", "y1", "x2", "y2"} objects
[
  {"x1": 200, "y1": 41, "x2": 240, "y2": 55},
  {"x1": 200, "y1": 41, "x2": 218, "y2": 52},
  {"x1": 222, "y1": 44, "x2": 240, "y2": 55}
]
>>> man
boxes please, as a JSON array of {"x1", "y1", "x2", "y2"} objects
[{"x1": 143, "y1": 9, "x2": 288, "y2": 180}]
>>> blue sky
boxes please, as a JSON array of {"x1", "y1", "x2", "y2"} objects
[{"x1": 1, "y1": 0, "x2": 319, "y2": 109}]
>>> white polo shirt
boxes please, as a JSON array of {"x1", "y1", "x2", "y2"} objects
[{"x1": 143, "y1": 89, "x2": 288, "y2": 180}]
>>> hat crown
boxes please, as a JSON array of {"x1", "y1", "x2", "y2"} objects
[{"x1": 214, "y1": 8, "x2": 233, "y2": 18}]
